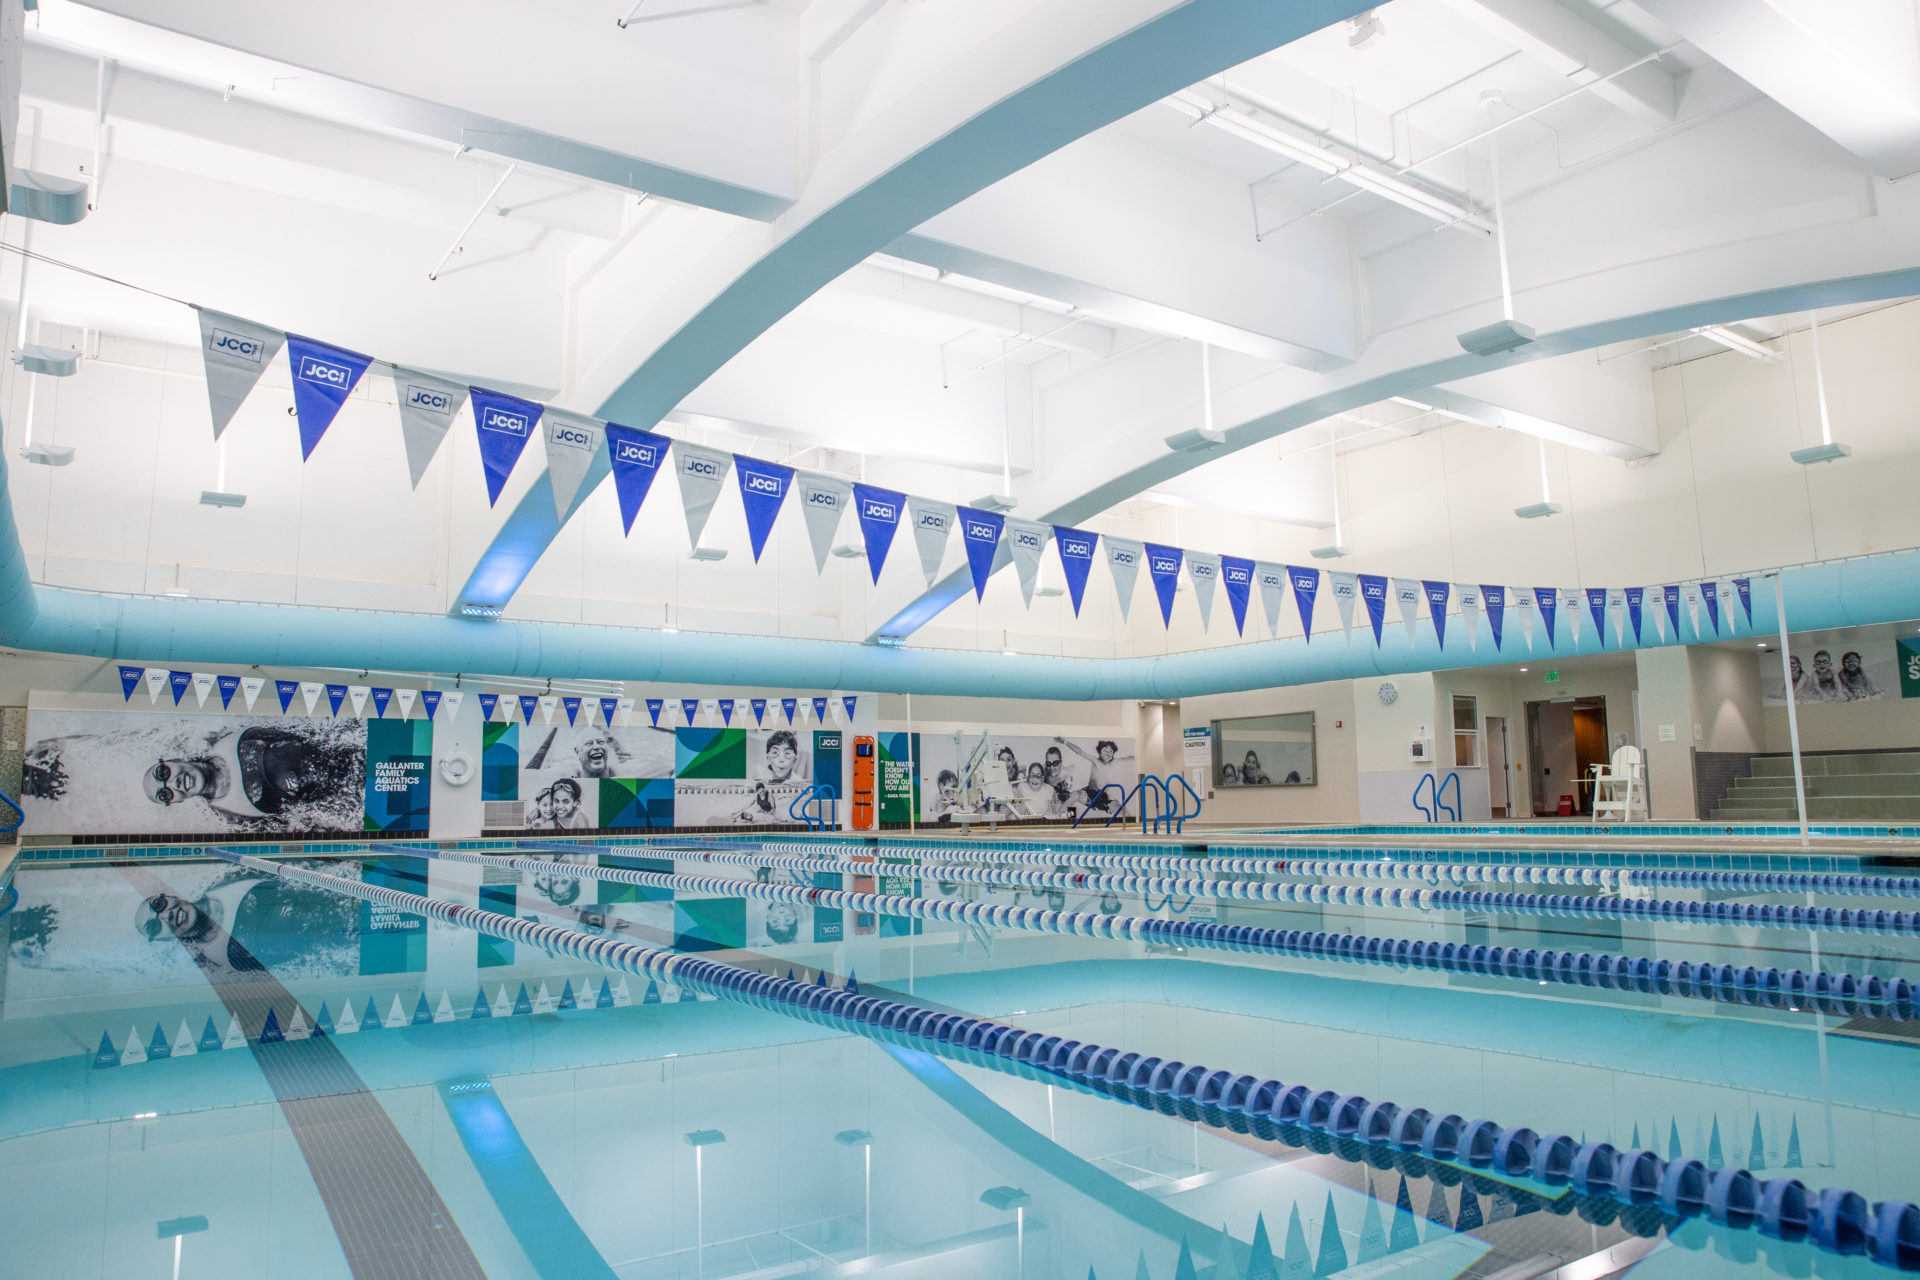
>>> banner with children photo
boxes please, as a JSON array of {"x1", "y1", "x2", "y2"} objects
[
  {"x1": 917, "y1": 733, "x2": 1136, "y2": 824},
  {"x1": 672, "y1": 726, "x2": 814, "y2": 826}
]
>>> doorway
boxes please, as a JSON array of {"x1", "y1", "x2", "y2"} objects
[
  {"x1": 1485, "y1": 715, "x2": 1510, "y2": 818},
  {"x1": 1525, "y1": 697, "x2": 1609, "y2": 816}
]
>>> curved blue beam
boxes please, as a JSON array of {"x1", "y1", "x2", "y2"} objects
[{"x1": 453, "y1": 0, "x2": 1382, "y2": 614}]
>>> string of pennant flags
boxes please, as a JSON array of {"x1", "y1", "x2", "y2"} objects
[
  {"x1": 195, "y1": 306, "x2": 1760, "y2": 648},
  {"x1": 112, "y1": 665, "x2": 861, "y2": 729}
]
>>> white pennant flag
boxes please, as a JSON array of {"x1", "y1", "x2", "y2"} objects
[
  {"x1": 240, "y1": 676, "x2": 264, "y2": 712},
  {"x1": 795, "y1": 471, "x2": 852, "y2": 574},
  {"x1": 390, "y1": 368, "x2": 468, "y2": 488},
  {"x1": 348, "y1": 685, "x2": 370, "y2": 718},
  {"x1": 1005, "y1": 519, "x2": 1050, "y2": 606},
  {"x1": 1328, "y1": 571, "x2": 1358, "y2": 641},
  {"x1": 906, "y1": 496, "x2": 955, "y2": 589},
  {"x1": 1608, "y1": 588, "x2": 1628, "y2": 646},
  {"x1": 1456, "y1": 584, "x2": 1481, "y2": 651},
  {"x1": 1718, "y1": 581, "x2": 1738, "y2": 634},
  {"x1": 1105, "y1": 536, "x2": 1143, "y2": 624},
  {"x1": 700, "y1": 698, "x2": 718, "y2": 726},
  {"x1": 1648, "y1": 585, "x2": 1667, "y2": 642},
  {"x1": 443, "y1": 690, "x2": 465, "y2": 720},
  {"x1": 191, "y1": 672, "x2": 216, "y2": 707},
  {"x1": 1392, "y1": 578, "x2": 1422, "y2": 649},
  {"x1": 1512, "y1": 587, "x2": 1536, "y2": 650},
  {"x1": 1562, "y1": 589, "x2": 1584, "y2": 647},
  {"x1": 396, "y1": 688, "x2": 417, "y2": 719},
  {"x1": 1254, "y1": 562, "x2": 1288, "y2": 636},
  {"x1": 618, "y1": 696, "x2": 635, "y2": 726},
  {"x1": 1683, "y1": 582, "x2": 1703, "y2": 637},
  {"x1": 1185, "y1": 551, "x2": 1220, "y2": 632},
  {"x1": 539, "y1": 694, "x2": 559, "y2": 724},
  {"x1": 301, "y1": 681, "x2": 324, "y2": 715},
  {"x1": 541, "y1": 408, "x2": 605, "y2": 519},
  {"x1": 144, "y1": 668, "x2": 168, "y2": 704},
  {"x1": 195, "y1": 308, "x2": 286, "y2": 439},
  {"x1": 672, "y1": 441, "x2": 733, "y2": 550}
]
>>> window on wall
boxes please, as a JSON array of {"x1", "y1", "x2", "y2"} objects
[{"x1": 1453, "y1": 695, "x2": 1480, "y2": 767}]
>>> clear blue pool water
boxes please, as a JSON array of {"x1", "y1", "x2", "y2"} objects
[{"x1": 3, "y1": 835, "x2": 1916, "y2": 1278}]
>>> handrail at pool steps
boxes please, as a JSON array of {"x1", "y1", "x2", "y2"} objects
[
  {"x1": 0, "y1": 788, "x2": 21, "y2": 832},
  {"x1": 1163, "y1": 774, "x2": 1201, "y2": 834},
  {"x1": 1071, "y1": 783, "x2": 1129, "y2": 829},
  {"x1": 787, "y1": 784, "x2": 837, "y2": 832},
  {"x1": 1411, "y1": 772, "x2": 1461, "y2": 822},
  {"x1": 1140, "y1": 775, "x2": 1170, "y2": 835}
]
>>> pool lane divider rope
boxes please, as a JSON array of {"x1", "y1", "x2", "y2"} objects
[
  {"x1": 472, "y1": 843, "x2": 1918, "y2": 1020},
  {"x1": 211, "y1": 846, "x2": 1920, "y2": 1272},
  {"x1": 545, "y1": 841, "x2": 1920, "y2": 938}
]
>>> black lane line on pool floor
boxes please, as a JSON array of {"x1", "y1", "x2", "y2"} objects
[{"x1": 123, "y1": 866, "x2": 491, "y2": 1280}]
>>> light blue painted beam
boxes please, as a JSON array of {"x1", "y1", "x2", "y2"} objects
[{"x1": 452, "y1": 0, "x2": 1384, "y2": 615}]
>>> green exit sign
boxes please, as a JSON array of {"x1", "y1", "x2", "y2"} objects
[{"x1": 1545, "y1": 670, "x2": 1560, "y2": 683}]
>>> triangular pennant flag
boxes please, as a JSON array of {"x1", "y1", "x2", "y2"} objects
[
  {"x1": 600, "y1": 697, "x2": 620, "y2": 726},
  {"x1": 1359, "y1": 574, "x2": 1388, "y2": 645},
  {"x1": 1289, "y1": 565, "x2": 1321, "y2": 642},
  {"x1": 195, "y1": 308, "x2": 286, "y2": 439},
  {"x1": 682, "y1": 698, "x2": 700, "y2": 725},
  {"x1": 1608, "y1": 587, "x2": 1628, "y2": 646},
  {"x1": 92, "y1": 1029, "x2": 119, "y2": 1069},
  {"x1": 718, "y1": 698, "x2": 734, "y2": 726},
  {"x1": 302, "y1": 681, "x2": 325, "y2": 714},
  {"x1": 1663, "y1": 584, "x2": 1682, "y2": 638},
  {"x1": 646, "y1": 698, "x2": 664, "y2": 727},
  {"x1": 513, "y1": 983, "x2": 533, "y2": 1015},
  {"x1": 169, "y1": 670, "x2": 193, "y2": 705},
  {"x1": 1624, "y1": 587, "x2": 1644, "y2": 644},
  {"x1": 1255, "y1": 562, "x2": 1288, "y2": 636},
  {"x1": 390, "y1": 369, "x2": 469, "y2": 488},
  {"x1": 1145, "y1": 543, "x2": 1183, "y2": 627},
  {"x1": 1283, "y1": 1205, "x2": 1311, "y2": 1278},
  {"x1": 191, "y1": 672, "x2": 216, "y2": 707},
  {"x1": 1535, "y1": 587, "x2": 1558, "y2": 648},
  {"x1": 144, "y1": 668, "x2": 168, "y2": 703},
  {"x1": 1053, "y1": 526, "x2": 1097, "y2": 615},
  {"x1": 910, "y1": 498, "x2": 958, "y2": 589},
  {"x1": 541, "y1": 408, "x2": 606, "y2": 519},
  {"x1": 313, "y1": 1002, "x2": 334, "y2": 1036},
  {"x1": 1424, "y1": 1182, "x2": 1452, "y2": 1240},
  {"x1": 148, "y1": 1022, "x2": 173, "y2": 1060},
  {"x1": 348, "y1": 685, "x2": 370, "y2": 718},
  {"x1": 434, "y1": 991, "x2": 456, "y2": 1022},
  {"x1": 614, "y1": 696, "x2": 631, "y2": 724},
  {"x1": 121, "y1": 1023, "x2": 150, "y2": 1064},
  {"x1": 327, "y1": 684, "x2": 349, "y2": 716},
  {"x1": 558, "y1": 979, "x2": 577, "y2": 1010},
  {"x1": 1512, "y1": 586, "x2": 1536, "y2": 649},
  {"x1": 1220, "y1": 555, "x2": 1253, "y2": 635},
  {"x1": 1357, "y1": 1187, "x2": 1387, "y2": 1263},
  {"x1": 1586, "y1": 587, "x2": 1609, "y2": 647},
  {"x1": 285, "y1": 1005, "x2": 311, "y2": 1041},
  {"x1": 596, "y1": 978, "x2": 614, "y2": 1009},
  {"x1": 842, "y1": 695, "x2": 858, "y2": 723},
  {"x1": 1422, "y1": 580, "x2": 1451, "y2": 648},
  {"x1": 532, "y1": 982, "x2": 554, "y2": 1014},
  {"x1": 334, "y1": 1000, "x2": 361, "y2": 1034},
  {"x1": 750, "y1": 698, "x2": 767, "y2": 726},
  {"x1": 538, "y1": 694, "x2": 558, "y2": 724},
  {"x1": 1185, "y1": 551, "x2": 1220, "y2": 631},
  {"x1": 1787, "y1": 1115, "x2": 1802, "y2": 1167},
  {"x1": 1750, "y1": 1114, "x2": 1767, "y2": 1172},
  {"x1": 1456, "y1": 1189, "x2": 1482, "y2": 1233},
  {"x1": 1708, "y1": 1115, "x2": 1724, "y2": 1169},
  {"x1": 1105, "y1": 537, "x2": 1143, "y2": 624},
  {"x1": 781, "y1": 697, "x2": 796, "y2": 724},
  {"x1": 1006, "y1": 519, "x2": 1050, "y2": 606},
  {"x1": 1315, "y1": 1192, "x2": 1348, "y2": 1275},
  {"x1": 1390, "y1": 1178, "x2": 1420, "y2": 1252},
  {"x1": 1173, "y1": 1238, "x2": 1198, "y2": 1280},
  {"x1": 1481, "y1": 585, "x2": 1506, "y2": 650},
  {"x1": 1246, "y1": 1213, "x2": 1278, "y2": 1280},
  {"x1": 1455, "y1": 583, "x2": 1481, "y2": 650},
  {"x1": 259, "y1": 1009, "x2": 284, "y2": 1044},
  {"x1": 1733, "y1": 577, "x2": 1753, "y2": 626},
  {"x1": 520, "y1": 694, "x2": 541, "y2": 724},
  {"x1": 222, "y1": 1014, "x2": 247, "y2": 1049},
  {"x1": 174, "y1": 1019, "x2": 202, "y2": 1056},
  {"x1": 673, "y1": 441, "x2": 733, "y2": 550},
  {"x1": 471, "y1": 990, "x2": 492, "y2": 1019},
  {"x1": 1564, "y1": 587, "x2": 1585, "y2": 644},
  {"x1": 219, "y1": 675, "x2": 242, "y2": 709},
  {"x1": 563, "y1": 696, "x2": 581, "y2": 726},
  {"x1": 370, "y1": 688, "x2": 392, "y2": 718},
  {"x1": 469, "y1": 387, "x2": 542, "y2": 506},
  {"x1": 1324, "y1": 570, "x2": 1357, "y2": 642},
  {"x1": 643, "y1": 978, "x2": 661, "y2": 1005},
  {"x1": 411, "y1": 993, "x2": 433, "y2": 1025},
  {"x1": 479, "y1": 692, "x2": 499, "y2": 722},
  {"x1": 812, "y1": 696, "x2": 828, "y2": 722},
  {"x1": 1392, "y1": 579, "x2": 1421, "y2": 649},
  {"x1": 489, "y1": 985, "x2": 512, "y2": 1018},
  {"x1": 276, "y1": 679, "x2": 298, "y2": 713},
  {"x1": 958, "y1": 506, "x2": 1005, "y2": 601},
  {"x1": 1683, "y1": 582, "x2": 1702, "y2": 637},
  {"x1": 851, "y1": 484, "x2": 904, "y2": 582},
  {"x1": 1701, "y1": 580, "x2": 1721, "y2": 635},
  {"x1": 604, "y1": 423, "x2": 670, "y2": 534},
  {"x1": 733, "y1": 454, "x2": 795, "y2": 562},
  {"x1": 396, "y1": 688, "x2": 417, "y2": 719},
  {"x1": 285, "y1": 334, "x2": 372, "y2": 459},
  {"x1": 795, "y1": 471, "x2": 853, "y2": 573},
  {"x1": 118, "y1": 665, "x2": 143, "y2": 700}
]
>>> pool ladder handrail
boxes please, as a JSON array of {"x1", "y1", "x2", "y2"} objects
[
  {"x1": 0, "y1": 789, "x2": 20, "y2": 832},
  {"x1": 1071, "y1": 783, "x2": 1130, "y2": 829},
  {"x1": 787, "y1": 783, "x2": 838, "y2": 832},
  {"x1": 1139, "y1": 775, "x2": 1170, "y2": 834},
  {"x1": 1161, "y1": 774, "x2": 1202, "y2": 834},
  {"x1": 1411, "y1": 772, "x2": 1461, "y2": 822}
]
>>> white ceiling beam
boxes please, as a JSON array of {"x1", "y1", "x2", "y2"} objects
[
  {"x1": 1438, "y1": 0, "x2": 1677, "y2": 125},
  {"x1": 1435, "y1": 346, "x2": 1659, "y2": 458}
]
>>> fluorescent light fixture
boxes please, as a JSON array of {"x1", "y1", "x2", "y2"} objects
[
  {"x1": 1167, "y1": 90, "x2": 1489, "y2": 231},
  {"x1": 660, "y1": 625, "x2": 680, "y2": 635},
  {"x1": 683, "y1": 1128, "x2": 727, "y2": 1147},
  {"x1": 1690, "y1": 325, "x2": 1780, "y2": 363},
  {"x1": 199, "y1": 490, "x2": 246, "y2": 508},
  {"x1": 164, "y1": 589, "x2": 190, "y2": 599},
  {"x1": 1514, "y1": 501, "x2": 1564, "y2": 519},
  {"x1": 1310, "y1": 545, "x2": 1352, "y2": 559},
  {"x1": 1389, "y1": 396, "x2": 1435, "y2": 412},
  {"x1": 831, "y1": 543, "x2": 867, "y2": 559},
  {"x1": 970, "y1": 493, "x2": 1017, "y2": 513},
  {"x1": 21, "y1": 442, "x2": 74, "y2": 465},
  {"x1": 1002, "y1": 648, "x2": 1018, "y2": 657},
  {"x1": 1790, "y1": 442, "x2": 1851, "y2": 465},
  {"x1": 1457, "y1": 318, "x2": 1536, "y2": 357},
  {"x1": 1037, "y1": 586, "x2": 1065, "y2": 598},
  {"x1": 835, "y1": 1130, "x2": 873, "y2": 1147},
  {"x1": 1518, "y1": 667, "x2": 1528, "y2": 672},
  {"x1": 873, "y1": 634, "x2": 907, "y2": 647},
  {"x1": 689, "y1": 546, "x2": 728, "y2": 562},
  {"x1": 1164, "y1": 426, "x2": 1226, "y2": 454},
  {"x1": 980, "y1": 1186, "x2": 1032, "y2": 1211},
  {"x1": 459, "y1": 603, "x2": 502, "y2": 618}
]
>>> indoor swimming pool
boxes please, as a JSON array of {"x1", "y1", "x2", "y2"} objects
[{"x1": 4, "y1": 833, "x2": 1918, "y2": 1280}]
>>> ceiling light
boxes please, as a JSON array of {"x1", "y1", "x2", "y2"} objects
[
  {"x1": 1458, "y1": 319, "x2": 1537, "y2": 357},
  {"x1": 199, "y1": 490, "x2": 246, "y2": 508},
  {"x1": 831, "y1": 544, "x2": 866, "y2": 559},
  {"x1": 1389, "y1": 396, "x2": 1435, "y2": 413},
  {"x1": 660, "y1": 625, "x2": 680, "y2": 635},
  {"x1": 1790, "y1": 443, "x2": 1852, "y2": 465},
  {"x1": 21, "y1": 442, "x2": 74, "y2": 466},
  {"x1": 1514, "y1": 501, "x2": 1564, "y2": 519},
  {"x1": 164, "y1": 589, "x2": 191, "y2": 599},
  {"x1": 689, "y1": 546, "x2": 728, "y2": 562},
  {"x1": 1164, "y1": 426, "x2": 1226, "y2": 453},
  {"x1": 1689, "y1": 325, "x2": 1780, "y2": 363},
  {"x1": 1347, "y1": 9, "x2": 1385, "y2": 48},
  {"x1": 1310, "y1": 545, "x2": 1352, "y2": 559}
]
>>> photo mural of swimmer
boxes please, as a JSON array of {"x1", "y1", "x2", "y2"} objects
[
  {"x1": 914, "y1": 733, "x2": 1137, "y2": 823},
  {"x1": 20, "y1": 710, "x2": 367, "y2": 837}
]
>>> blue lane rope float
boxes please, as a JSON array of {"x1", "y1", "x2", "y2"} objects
[
  {"x1": 396, "y1": 845, "x2": 1918, "y2": 1020},
  {"x1": 206, "y1": 846, "x2": 1920, "y2": 1271}
]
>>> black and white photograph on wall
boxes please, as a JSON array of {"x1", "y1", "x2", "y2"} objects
[
  {"x1": 1212, "y1": 712, "x2": 1315, "y2": 787},
  {"x1": 1760, "y1": 633, "x2": 1897, "y2": 705},
  {"x1": 519, "y1": 723, "x2": 674, "y2": 830},
  {"x1": 914, "y1": 733, "x2": 1137, "y2": 822},
  {"x1": 19, "y1": 709, "x2": 368, "y2": 836}
]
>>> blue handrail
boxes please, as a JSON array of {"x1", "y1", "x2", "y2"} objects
[
  {"x1": 1411, "y1": 773, "x2": 1437, "y2": 822},
  {"x1": 0, "y1": 790, "x2": 20, "y2": 833},
  {"x1": 1163, "y1": 774, "x2": 1201, "y2": 834},
  {"x1": 1073, "y1": 783, "x2": 1129, "y2": 828},
  {"x1": 1142, "y1": 776, "x2": 1172, "y2": 835},
  {"x1": 787, "y1": 784, "x2": 838, "y2": 832},
  {"x1": 1437, "y1": 771, "x2": 1462, "y2": 822}
]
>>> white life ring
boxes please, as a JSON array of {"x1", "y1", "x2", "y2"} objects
[{"x1": 439, "y1": 751, "x2": 475, "y2": 786}]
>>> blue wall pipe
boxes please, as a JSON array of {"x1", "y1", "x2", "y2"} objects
[
  {"x1": 209, "y1": 848, "x2": 1920, "y2": 1271},
  {"x1": 4, "y1": 450, "x2": 1920, "y2": 695}
]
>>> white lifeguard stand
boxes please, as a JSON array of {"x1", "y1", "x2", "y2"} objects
[{"x1": 1590, "y1": 745, "x2": 1647, "y2": 822}]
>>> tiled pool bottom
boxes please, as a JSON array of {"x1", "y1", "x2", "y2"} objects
[{"x1": 3, "y1": 849, "x2": 1917, "y2": 1278}]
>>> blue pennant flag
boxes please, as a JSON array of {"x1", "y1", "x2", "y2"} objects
[
  {"x1": 275, "y1": 679, "x2": 298, "y2": 713},
  {"x1": 1359, "y1": 574, "x2": 1388, "y2": 645},
  {"x1": 958, "y1": 506, "x2": 1005, "y2": 601},
  {"x1": 604, "y1": 423, "x2": 670, "y2": 535},
  {"x1": 326, "y1": 684, "x2": 348, "y2": 716},
  {"x1": 169, "y1": 670, "x2": 192, "y2": 705},
  {"x1": 285, "y1": 334, "x2": 373, "y2": 460},
  {"x1": 718, "y1": 698, "x2": 734, "y2": 726},
  {"x1": 1481, "y1": 585, "x2": 1506, "y2": 650},
  {"x1": 370, "y1": 688, "x2": 392, "y2": 718},
  {"x1": 1587, "y1": 587, "x2": 1610, "y2": 647},
  {"x1": 519, "y1": 694, "x2": 540, "y2": 724},
  {"x1": 1662, "y1": 585, "x2": 1682, "y2": 637},
  {"x1": 479, "y1": 692, "x2": 499, "y2": 722},
  {"x1": 118, "y1": 665, "x2": 143, "y2": 700},
  {"x1": 1733, "y1": 577, "x2": 1752, "y2": 627},
  {"x1": 682, "y1": 698, "x2": 700, "y2": 725},
  {"x1": 1289, "y1": 565, "x2": 1322, "y2": 642},
  {"x1": 563, "y1": 696, "x2": 581, "y2": 725},
  {"x1": 469, "y1": 387, "x2": 542, "y2": 506},
  {"x1": 851, "y1": 483, "x2": 904, "y2": 583},
  {"x1": 1220, "y1": 555, "x2": 1254, "y2": 635},
  {"x1": 1625, "y1": 587, "x2": 1645, "y2": 644},
  {"x1": 600, "y1": 697, "x2": 620, "y2": 725},
  {"x1": 750, "y1": 697, "x2": 767, "y2": 725},
  {"x1": 1053, "y1": 525, "x2": 1098, "y2": 616},
  {"x1": 733, "y1": 455, "x2": 795, "y2": 562},
  {"x1": 1144, "y1": 542, "x2": 1183, "y2": 627},
  {"x1": 1536, "y1": 588, "x2": 1559, "y2": 648},
  {"x1": 421, "y1": 689, "x2": 442, "y2": 720},
  {"x1": 646, "y1": 698, "x2": 663, "y2": 727},
  {"x1": 812, "y1": 696, "x2": 828, "y2": 722},
  {"x1": 842, "y1": 695, "x2": 858, "y2": 722},
  {"x1": 1422, "y1": 580, "x2": 1451, "y2": 648},
  {"x1": 1701, "y1": 580, "x2": 1720, "y2": 635},
  {"x1": 217, "y1": 674, "x2": 240, "y2": 708},
  {"x1": 781, "y1": 697, "x2": 796, "y2": 724}
]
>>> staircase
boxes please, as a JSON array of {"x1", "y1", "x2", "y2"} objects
[{"x1": 1712, "y1": 752, "x2": 1920, "y2": 821}]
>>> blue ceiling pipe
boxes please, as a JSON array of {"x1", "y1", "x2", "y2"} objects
[{"x1": 2, "y1": 454, "x2": 1916, "y2": 695}]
